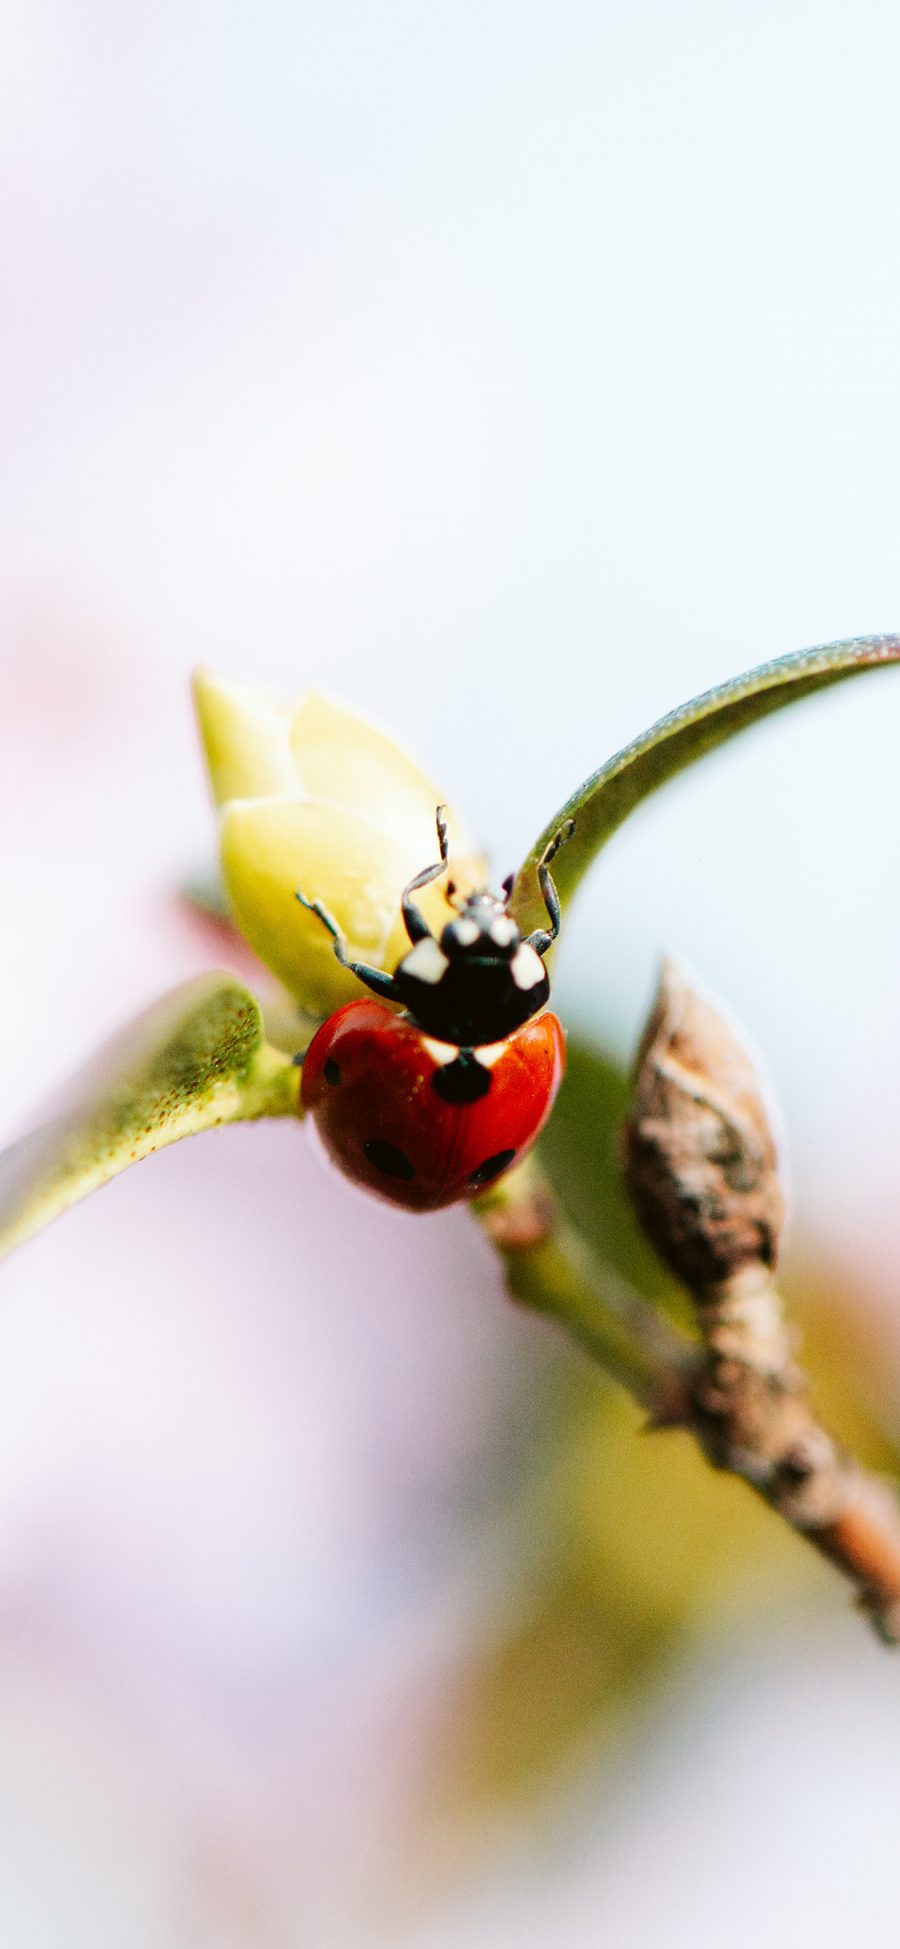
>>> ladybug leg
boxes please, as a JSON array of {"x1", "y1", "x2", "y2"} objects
[
  {"x1": 295, "y1": 893, "x2": 400, "y2": 1002},
  {"x1": 525, "y1": 817, "x2": 576, "y2": 957},
  {"x1": 401, "y1": 804, "x2": 451, "y2": 945}
]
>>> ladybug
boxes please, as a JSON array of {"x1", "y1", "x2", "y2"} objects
[{"x1": 296, "y1": 808, "x2": 574, "y2": 1211}]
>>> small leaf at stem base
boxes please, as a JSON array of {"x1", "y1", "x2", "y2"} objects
[{"x1": 0, "y1": 972, "x2": 300, "y2": 1260}]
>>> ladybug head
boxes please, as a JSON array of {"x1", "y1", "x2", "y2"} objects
[
  {"x1": 438, "y1": 886, "x2": 521, "y2": 965},
  {"x1": 392, "y1": 872, "x2": 549, "y2": 1047},
  {"x1": 297, "y1": 807, "x2": 570, "y2": 1052}
]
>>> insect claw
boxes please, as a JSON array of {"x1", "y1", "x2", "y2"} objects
[{"x1": 540, "y1": 816, "x2": 576, "y2": 868}]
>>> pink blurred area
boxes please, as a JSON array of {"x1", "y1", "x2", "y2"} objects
[
  {"x1": 0, "y1": 632, "x2": 546, "y2": 1939},
  {"x1": 4, "y1": 1, "x2": 900, "y2": 1944},
  {"x1": 0, "y1": 1133, "x2": 537, "y2": 1944}
]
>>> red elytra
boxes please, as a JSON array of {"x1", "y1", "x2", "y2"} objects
[{"x1": 301, "y1": 999, "x2": 566, "y2": 1212}]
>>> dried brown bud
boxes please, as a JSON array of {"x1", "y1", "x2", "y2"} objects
[{"x1": 622, "y1": 961, "x2": 785, "y2": 1294}]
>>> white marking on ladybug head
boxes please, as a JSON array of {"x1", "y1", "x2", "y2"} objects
[
  {"x1": 450, "y1": 917, "x2": 480, "y2": 947},
  {"x1": 489, "y1": 916, "x2": 517, "y2": 948},
  {"x1": 511, "y1": 944, "x2": 546, "y2": 990},
  {"x1": 404, "y1": 937, "x2": 450, "y2": 984}
]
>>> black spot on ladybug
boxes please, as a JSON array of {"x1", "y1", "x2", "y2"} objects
[
  {"x1": 324, "y1": 1057, "x2": 341, "y2": 1086},
  {"x1": 363, "y1": 1140, "x2": 415, "y2": 1180},
  {"x1": 468, "y1": 1148, "x2": 516, "y2": 1188},
  {"x1": 431, "y1": 1050, "x2": 492, "y2": 1104}
]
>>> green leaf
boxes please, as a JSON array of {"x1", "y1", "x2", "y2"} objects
[
  {"x1": 511, "y1": 633, "x2": 900, "y2": 931},
  {"x1": 0, "y1": 972, "x2": 300, "y2": 1260}
]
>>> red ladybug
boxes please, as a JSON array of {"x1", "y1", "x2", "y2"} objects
[{"x1": 296, "y1": 808, "x2": 573, "y2": 1212}]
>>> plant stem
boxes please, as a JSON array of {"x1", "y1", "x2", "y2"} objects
[
  {"x1": 476, "y1": 1163, "x2": 694, "y2": 1413},
  {"x1": 476, "y1": 1163, "x2": 900, "y2": 1644}
]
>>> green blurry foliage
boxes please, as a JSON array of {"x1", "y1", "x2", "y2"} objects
[{"x1": 539, "y1": 1037, "x2": 693, "y2": 1332}]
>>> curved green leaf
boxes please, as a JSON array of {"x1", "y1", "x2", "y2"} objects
[
  {"x1": 0, "y1": 972, "x2": 300, "y2": 1260},
  {"x1": 511, "y1": 633, "x2": 900, "y2": 932}
]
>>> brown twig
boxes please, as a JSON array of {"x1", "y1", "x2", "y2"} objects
[
  {"x1": 623, "y1": 961, "x2": 900, "y2": 1643},
  {"x1": 479, "y1": 964, "x2": 900, "y2": 1645},
  {"x1": 679, "y1": 1263, "x2": 900, "y2": 1642}
]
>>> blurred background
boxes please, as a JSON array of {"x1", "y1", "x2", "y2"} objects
[{"x1": 3, "y1": 0, "x2": 900, "y2": 1941}]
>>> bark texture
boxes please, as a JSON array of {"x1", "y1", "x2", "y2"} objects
[{"x1": 624, "y1": 962, "x2": 900, "y2": 1643}]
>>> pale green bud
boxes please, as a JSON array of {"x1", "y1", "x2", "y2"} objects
[{"x1": 193, "y1": 670, "x2": 484, "y2": 1019}]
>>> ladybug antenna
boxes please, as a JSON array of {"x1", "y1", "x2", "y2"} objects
[
  {"x1": 500, "y1": 871, "x2": 515, "y2": 904},
  {"x1": 400, "y1": 805, "x2": 453, "y2": 944}
]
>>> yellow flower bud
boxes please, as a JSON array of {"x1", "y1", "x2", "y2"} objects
[{"x1": 193, "y1": 669, "x2": 485, "y2": 1018}]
